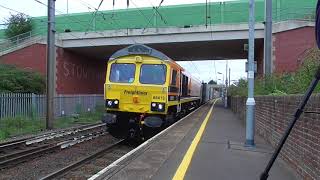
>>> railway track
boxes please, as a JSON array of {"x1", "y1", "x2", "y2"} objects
[
  {"x1": 0, "y1": 123, "x2": 104, "y2": 150},
  {"x1": 0, "y1": 123, "x2": 107, "y2": 169},
  {"x1": 40, "y1": 139, "x2": 132, "y2": 180}
]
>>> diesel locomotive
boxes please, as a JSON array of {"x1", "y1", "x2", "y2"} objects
[{"x1": 103, "y1": 44, "x2": 207, "y2": 139}]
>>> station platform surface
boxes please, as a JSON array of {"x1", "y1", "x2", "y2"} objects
[{"x1": 93, "y1": 100, "x2": 299, "y2": 180}]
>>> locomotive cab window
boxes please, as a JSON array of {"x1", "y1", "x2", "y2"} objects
[
  {"x1": 140, "y1": 64, "x2": 166, "y2": 85},
  {"x1": 170, "y1": 70, "x2": 177, "y2": 85},
  {"x1": 182, "y1": 74, "x2": 189, "y2": 97},
  {"x1": 110, "y1": 63, "x2": 135, "y2": 83}
]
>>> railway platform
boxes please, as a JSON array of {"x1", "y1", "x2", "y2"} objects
[{"x1": 90, "y1": 100, "x2": 298, "y2": 180}]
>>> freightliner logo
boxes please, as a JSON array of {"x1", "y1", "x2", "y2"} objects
[{"x1": 124, "y1": 90, "x2": 148, "y2": 96}]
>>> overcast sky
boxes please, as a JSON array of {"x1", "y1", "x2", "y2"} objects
[
  {"x1": 0, "y1": 0, "x2": 238, "y2": 21},
  {"x1": 0, "y1": 0, "x2": 247, "y2": 83},
  {"x1": 177, "y1": 60, "x2": 246, "y2": 84}
]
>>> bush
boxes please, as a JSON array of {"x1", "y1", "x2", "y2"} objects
[
  {"x1": 229, "y1": 48, "x2": 320, "y2": 96},
  {"x1": 0, "y1": 64, "x2": 45, "y2": 93}
]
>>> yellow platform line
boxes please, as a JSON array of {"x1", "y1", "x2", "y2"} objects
[{"x1": 172, "y1": 99, "x2": 218, "y2": 180}]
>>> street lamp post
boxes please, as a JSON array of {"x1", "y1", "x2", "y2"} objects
[{"x1": 245, "y1": 0, "x2": 256, "y2": 147}]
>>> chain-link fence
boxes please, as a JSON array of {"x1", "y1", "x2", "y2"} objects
[
  {"x1": 0, "y1": 93, "x2": 104, "y2": 119},
  {"x1": 0, "y1": 93, "x2": 105, "y2": 140}
]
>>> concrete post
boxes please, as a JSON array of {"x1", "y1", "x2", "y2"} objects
[
  {"x1": 245, "y1": 0, "x2": 256, "y2": 147},
  {"x1": 225, "y1": 61, "x2": 228, "y2": 108},
  {"x1": 31, "y1": 93, "x2": 37, "y2": 118},
  {"x1": 46, "y1": 0, "x2": 55, "y2": 129},
  {"x1": 264, "y1": 0, "x2": 272, "y2": 75}
]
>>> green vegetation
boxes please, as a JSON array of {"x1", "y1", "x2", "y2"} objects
[
  {"x1": 5, "y1": 13, "x2": 33, "y2": 39},
  {"x1": 229, "y1": 48, "x2": 320, "y2": 97},
  {"x1": 0, "y1": 64, "x2": 45, "y2": 93},
  {"x1": 208, "y1": 80, "x2": 217, "y2": 85},
  {"x1": 0, "y1": 116, "x2": 44, "y2": 140},
  {"x1": 0, "y1": 106, "x2": 104, "y2": 141},
  {"x1": 54, "y1": 106, "x2": 104, "y2": 129}
]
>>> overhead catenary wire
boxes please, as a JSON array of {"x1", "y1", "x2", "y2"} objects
[
  {"x1": 33, "y1": 0, "x2": 124, "y2": 45},
  {"x1": 214, "y1": 60, "x2": 217, "y2": 83},
  {"x1": 0, "y1": 4, "x2": 32, "y2": 17},
  {"x1": 129, "y1": 0, "x2": 153, "y2": 25},
  {"x1": 142, "y1": 0, "x2": 167, "y2": 32},
  {"x1": 33, "y1": 0, "x2": 120, "y2": 37},
  {"x1": 72, "y1": 0, "x2": 137, "y2": 44},
  {"x1": 0, "y1": 3, "x2": 39, "y2": 25},
  {"x1": 77, "y1": 0, "x2": 153, "y2": 37},
  {"x1": 189, "y1": 61, "x2": 201, "y2": 77},
  {"x1": 33, "y1": 0, "x2": 103, "y2": 46},
  {"x1": 86, "y1": 0, "x2": 105, "y2": 32},
  {"x1": 34, "y1": 0, "x2": 89, "y2": 30},
  {"x1": 154, "y1": 0, "x2": 167, "y2": 24},
  {"x1": 76, "y1": 0, "x2": 96, "y2": 11},
  {"x1": 74, "y1": 0, "x2": 120, "y2": 28},
  {"x1": 0, "y1": 3, "x2": 48, "y2": 33}
]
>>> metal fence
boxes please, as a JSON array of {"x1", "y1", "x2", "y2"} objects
[{"x1": 0, "y1": 93, "x2": 104, "y2": 119}]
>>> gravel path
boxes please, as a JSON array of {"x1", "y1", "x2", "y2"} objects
[{"x1": 0, "y1": 135, "x2": 120, "y2": 180}]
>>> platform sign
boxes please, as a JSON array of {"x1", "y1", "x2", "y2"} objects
[{"x1": 316, "y1": 0, "x2": 320, "y2": 48}]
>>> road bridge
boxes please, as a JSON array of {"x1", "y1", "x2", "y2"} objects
[{"x1": 0, "y1": 1, "x2": 317, "y2": 94}]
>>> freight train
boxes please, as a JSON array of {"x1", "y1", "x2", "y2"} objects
[{"x1": 102, "y1": 44, "x2": 208, "y2": 139}]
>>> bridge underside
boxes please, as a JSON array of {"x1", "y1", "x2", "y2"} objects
[{"x1": 66, "y1": 39, "x2": 264, "y2": 61}]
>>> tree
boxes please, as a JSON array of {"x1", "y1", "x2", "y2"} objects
[
  {"x1": 5, "y1": 13, "x2": 33, "y2": 39},
  {"x1": 208, "y1": 80, "x2": 217, "y2": 84}
]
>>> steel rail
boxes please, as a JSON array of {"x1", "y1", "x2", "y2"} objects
[
  {"x1": 0, "y1": 145, "x2": 61, "y2": 169},
  {"x1": 0, "y1": 144, "x2": 50, "y2": 162},
  {"x1": 39, "y1": 139, "x2": 125, "y2": 180},
  {"x1": 0, "y1": 130, "x2": 107, "y2": 169},
  {"x1": 0, "y1": 123, "x2": 105, "y2": 151}
]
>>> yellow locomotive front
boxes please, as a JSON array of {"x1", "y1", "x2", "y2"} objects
[
  {"x1": 105, "y1": 58, "x2": 169, "y2": 115},
  {"x1": 103, "y1": 44, "x2": 173, "y2": 139}
]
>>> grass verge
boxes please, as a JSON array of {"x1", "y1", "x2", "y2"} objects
[{"x1": 0, "y1": 106, "x2": 105, "y2": 141}]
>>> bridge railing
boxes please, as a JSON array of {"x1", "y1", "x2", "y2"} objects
[
  {"x1": 0, "y1": 6, "x2": 315, "y2": 53},
  {"x1": 0, "y1": 31, "x2": 44, "y2": 54},
  {"x1": 272, "y1": 7, "x2": 315, "y2": 22}
]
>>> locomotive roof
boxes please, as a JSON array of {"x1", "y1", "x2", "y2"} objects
[{"x1": 109, "y1": 44, "x2": 171, "y2": 61}]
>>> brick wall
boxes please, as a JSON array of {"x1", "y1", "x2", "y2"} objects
[
  {"x1": 230, "y1": 95, "x2": 320, "y2": 180},
  {"x1": 0, "y1": 44, "x2": 106, "y2": 94},
  {"x1": 56, "y1": 48, "x2": 106, "y2": 94},
  {"x1": 273, "y1": 27, "x2": 316, "y2": 73},
  {"x1": 0, "y1": 44, "x2": 47, "y2": 75}
]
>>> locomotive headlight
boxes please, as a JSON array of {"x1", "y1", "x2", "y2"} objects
[
  {"x1": 158, "y1": 104, "x2": 163, "y2": 110},
  {"x1": 114, "y1": 100, "x2": 119, "y2": 105},
  {"x1": 106, "y1": 99, "x2": 119, "y2": 108},
  {"x1": 150, "y1": 102, "x2": 165, "y2": 112}
]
